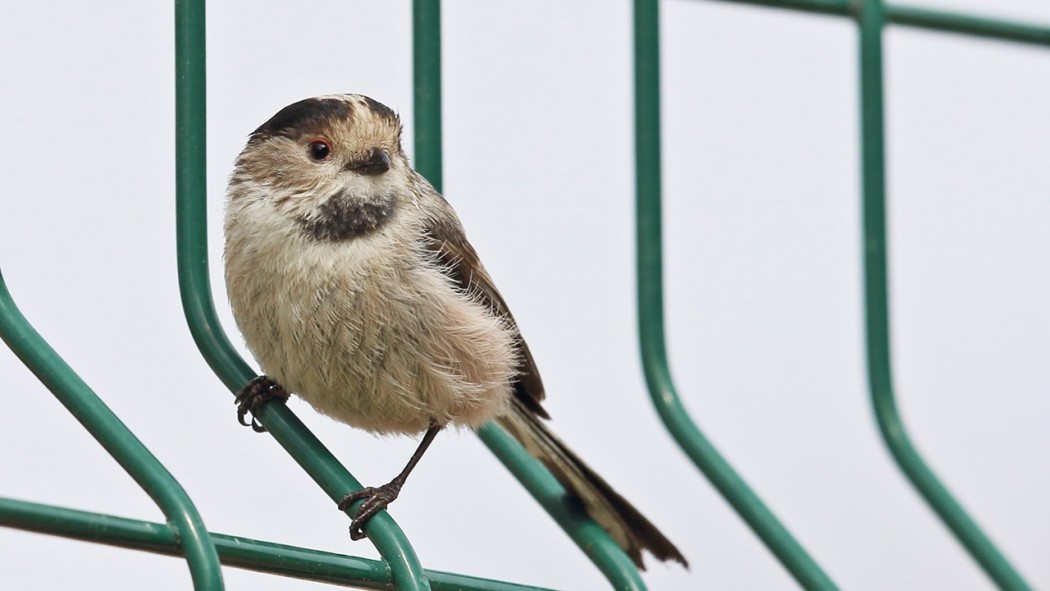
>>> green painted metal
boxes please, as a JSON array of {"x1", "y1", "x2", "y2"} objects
[
  {"x1": 477, "y1": 426, "x2": 648, "y2": 591},
  {"x1": 413, "y1": 0, "x2": 443, "y2": 190},
  {"x1": 174, "y1": 0, "x2": 254, "y2": 392},
  {"x1": 2, "y1": 0, "x2": 1044, "y2": 589},
  {"x1": 698, "y1": 0, "x2": 1050, "y2": 47},
  {"x1": 0, "y1": 270, "x2": 224, "y2": 591},
  {"x1": 0, "y1": 497, "x2": 556, "y2": 591},
  {"x1": 411, "y1": 2, "x2": 648, "y2": 587},
  {"x1": 886, "y1": 4, "x2": 1050, "y2": 46},
  {"x1": 632, "y1": 1, "x2": 839, "y2": 589},
  {"x1": 856, "y1": 2, "x2": 1033, "y2": 590},
  {"x1": 174, "y1": 0, "x2": 430, "y2": 589},
  {"x1": 702, "y1": 0, "x2": 848, "y2": 17}
]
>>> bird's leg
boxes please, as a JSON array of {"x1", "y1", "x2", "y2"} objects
[
  {"x1": 235, "y1": 375, "x2": 289, "y2": 433},
  {"x1": 338, "y1": 423, "x2": 443, "y2": 540}
]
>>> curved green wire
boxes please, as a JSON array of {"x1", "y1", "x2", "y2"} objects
[
  {"x1": 412, "y1": 2, "x2": 647, "y2": 587},
  {"x1": 857, "y1": 2, "x2": 1032, "y2": 589},
  {"x1": 689, "y1": 1, "x2": 1050, "y2": 46},
  {"x1": 632, "y1": 0, "x2": 839, "y2": 589},
  {"x1": 0, "y1": 270, "x2": 224, "y2": 591},
  {"x1": 0, "y1": 497, "x2": 556, "y2": 591},
  {"x1": 173, "y1": 1, "x2": 430, "y2": 589},
  {"x1": 477, "y1": 426, "x2": 649, "y2": 591}
]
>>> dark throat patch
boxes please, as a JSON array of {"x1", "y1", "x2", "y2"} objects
[{"x1": 298, "y1": 190, "x2": 397, "y2": 241}]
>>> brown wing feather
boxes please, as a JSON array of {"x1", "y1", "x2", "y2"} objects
[
  {"x1": 421, "y1": 205, "x2": 550, "y2": 419},
  {"x1": 419, "y1": 195, "x2": 688, "y2": 569}
]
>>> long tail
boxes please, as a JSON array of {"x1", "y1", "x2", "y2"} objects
[{"x1": 495, "y1": 399, "x2": 688, "y2": 569}]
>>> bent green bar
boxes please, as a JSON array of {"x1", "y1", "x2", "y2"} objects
[
  {"x1": 0, "y1": 497, "x2": 556, "y2": 591},
  {"x1": 0, "y1": 270, "x2": 224, "y2": 591},
  {"x1": 174, "y1": 0, "x2": 254, "y2": 392},
  {"x1": 701, "y1": 0, "x2": 849, "y2": 17},
  {"x1": 477, "y1": 426, "x2": 648, "y2": 591},
  {"x1": 696, "y1": 0, "x2": 1050, "y2": 47},
  {"x1": 632, "y1": 0, "x2": 839, "y2": 589},
  {"x1": 411, "y1": 2, "x2": 649, "y2": 588},
  {"x1": 885, "y1": 4, "x2": 1050, "y2": 46},
  {"x1": 857, "y1": 2, "x2": 1033, "y2": 590},
  {"x1": 174, "y1": 1, "x2": 430, "y2": 589}
]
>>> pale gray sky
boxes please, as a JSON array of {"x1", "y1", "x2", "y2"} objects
[{"x1": 1, "y1": 1, "x2": 1048, "y2": 590}]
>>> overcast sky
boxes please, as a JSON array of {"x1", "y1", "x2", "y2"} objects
[{"x1": 1, "y1": 1, "x2": 1048, "y2": 590}]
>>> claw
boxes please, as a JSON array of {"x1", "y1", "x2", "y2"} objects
[
  {"x1": 338, "y1": 481, "x2": 404, "y2": 540},
  {"x1": 234, "y1": 376, "x2": 289, "y2": 433},
  {"x1": 335, "y1": 424, "x2": 442, "y2": 541}
]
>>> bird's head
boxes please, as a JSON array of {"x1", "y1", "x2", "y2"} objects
[{"x1": 228, "y1": 94, "x2": 412, "y2": 241}]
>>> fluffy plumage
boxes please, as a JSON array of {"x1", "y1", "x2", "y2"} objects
[{"x1": 224, "y1": 94, "x2": 686, "y2": 568}]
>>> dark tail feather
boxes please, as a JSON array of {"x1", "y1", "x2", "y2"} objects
[{"x1": 495, "y1": 399, "x2": 688, "y2": 569}]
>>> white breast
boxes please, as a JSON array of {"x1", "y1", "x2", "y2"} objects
[{"x1": 224, "y1": 195, "x2": 518, "y2": 435}]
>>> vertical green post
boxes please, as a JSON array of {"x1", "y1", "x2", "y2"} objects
[
  {"x1": 633, "y1": 0, "x2": 839, "y2": 588},
  {"x1": 174, "y1": 1, "x2": 430, "y2": 588},
  {"x1": 857, "y1": 2, "x2": 1031, "y2": 589},
  {"x1": 413, "y1": 0, "x2": 443, "y2": 190},
  {"x1": 174, "y1": 0, "x2": 253, "y2": 392}
]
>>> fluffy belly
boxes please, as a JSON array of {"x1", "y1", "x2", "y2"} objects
[{"x1": 231, "y1": 260, "x2": 518, "y2": 435}]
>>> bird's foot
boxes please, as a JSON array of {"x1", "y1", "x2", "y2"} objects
[
  {"x1": 338, "y1": 481, "x2": 404, "y2": 541},
  {"x1": 235, "y1": 376, "x2": 289, "y2": 433}
]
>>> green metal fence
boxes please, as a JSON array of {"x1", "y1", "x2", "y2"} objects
[{"x1": 1, "y1": 0, "x2": 1046, "y2": 589}]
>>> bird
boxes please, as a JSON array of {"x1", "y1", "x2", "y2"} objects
[{"x1": 223, "y1": 93, "x2": 687, "y2": 569}]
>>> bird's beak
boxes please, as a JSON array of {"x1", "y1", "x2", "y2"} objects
[{"x1": 346, "y1": 148, "x2": 391, "y2": 176}]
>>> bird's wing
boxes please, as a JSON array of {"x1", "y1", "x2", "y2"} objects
[{"x1": 420, "y1": 197, "x2": 550, "y2": 419}]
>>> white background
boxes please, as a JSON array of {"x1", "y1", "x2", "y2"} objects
[{"x1": 1, "y1": 1, "x2": 1048, "y2": 589}]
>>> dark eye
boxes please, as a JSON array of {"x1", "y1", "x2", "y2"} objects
[{"x1": 307, "y1": 138, "x2": 332, "y2": 161}]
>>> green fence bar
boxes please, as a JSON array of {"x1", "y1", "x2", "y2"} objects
[
  {"x1": 886, "y1": 4, "x2": 1050, "y2": 46},
  {"x1": 633, "y1": 1, "x2": 839, "y2": 589},
  {"x1": 411, "y1": 2, "x2": 648, "y2": 587},
  {"x1": 4, "y1": 1, "x2": 1043, "y2": 589},
  {"x1": 413, "y1": 0, "x2": 443, "y2": 189},
  {"x1": 697, "y1": 0, "x2": 1050, "y2": 47},
  {"x1": 856, "y1": 1, "x2": 1033, "y2": 590},
  {"x1": 0, "y1": 270, "x2": 224, "y2": 591},
  {"x1": 0, "y1": 497, "x2": 556, "y2": 591},
  {"x1": 174, "y1": 1, "x2": 430, "y2": 589},
  {"x1": 477, "y1": 426, "x2": 648, "y2": 591}
]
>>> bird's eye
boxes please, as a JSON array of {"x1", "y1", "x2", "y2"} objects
[{"x1": 307, "y1": 138, "x2": 332, "y2": 162}]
